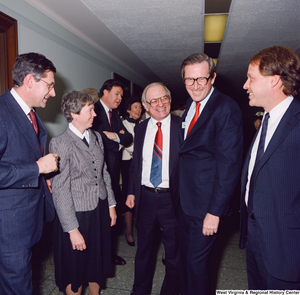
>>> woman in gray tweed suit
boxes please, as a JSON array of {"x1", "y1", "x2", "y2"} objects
[{"x1": 50, "y1": 90, "x2": 116, "y2": 295}]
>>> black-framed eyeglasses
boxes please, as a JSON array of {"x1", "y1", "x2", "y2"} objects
[
  {"x1": 40, "y1": 78, "x2": 55, "y2": 91},
  {"x1": 184, "y1": 76, "x2": 211, "y2": 86},
  {"x1": 146, "y1": 95, "x2": 171, "y2": 107}
]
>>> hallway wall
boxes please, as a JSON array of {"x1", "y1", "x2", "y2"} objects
[{"x1": 0, "y1": 0, "x2": 149, "y2": 138}]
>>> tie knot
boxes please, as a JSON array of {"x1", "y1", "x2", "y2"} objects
[
  {"x1": 264, "y1": 112, "x2": 270, "y2": 121},
  {"x1": 157, "y1": 122, "x2": 162, "y2": 128},
  {"x1": 196, "y1": 102, "x2": 201, "y2": 110}
]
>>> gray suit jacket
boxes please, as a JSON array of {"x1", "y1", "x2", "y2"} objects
[{"x1": 50, "y1": 127, "x2": 116, "y2": 232}]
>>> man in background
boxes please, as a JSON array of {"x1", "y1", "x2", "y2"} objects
[
  {"x1": 240, "y1": 45, "x2": 300, "y2": 289},
  {"x1": 126, "y1": 82, "x2": 180, "y2": 295},
  {"x1": 92, "y1": 79, "x2": 133, "y2": 265},
  {"x1": 0, "y1": 52, "x2": 58, "y2": 294},
  {"x1": 178, "y1": 53, "x2": 243, "y2": 295}
]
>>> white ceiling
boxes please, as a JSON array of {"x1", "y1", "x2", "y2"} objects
[{"x1": 27, "y1": 0, "x2": 300, "y2": 102}]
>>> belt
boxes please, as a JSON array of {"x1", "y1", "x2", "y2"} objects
[{"x1": 143, "y1": 186, "x2": 170, "y2": 194}]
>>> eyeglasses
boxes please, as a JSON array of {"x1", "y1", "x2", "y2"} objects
[
  {"x1": 40, "y1": 78, "x2": 55, "y2": 91},
  {"x1": 146, "y1": 95, "x2": 171, "y2": 107},
  {"x1": 184, "y1": 76, "x2": 211, "y2": 86}
]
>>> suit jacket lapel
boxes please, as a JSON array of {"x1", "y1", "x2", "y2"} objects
[
  {"x1": 180, "y1": 89, "x2": 219, "y2": 147},
  {"x1": 6, "y1": 94, "x2": 42, "y2": 158},
  {"x1": 169, "y1": 115, "x2": 178, "y2": 174},
  {"x1": 256, "y1": 100, "x2": 300, "y2": 172},
  {"x1": 179, "y1": 99, "x2": 191, "y2": 143},
  {"x1": 36, "y1": 112, "x2": 47, "y2": 155},
  {"x1": 66, "y1": 128, "x2": 91, "y2": 152},
  {"x1": 95, "y1": 100, "x2": 111, "y2": 130}
]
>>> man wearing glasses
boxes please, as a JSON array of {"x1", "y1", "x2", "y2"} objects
[
  {"x1": 126, "y1": 82, "x2": 180, "y2": 295},
  {"x1": 178, "y1": 53, "x2": 243, "y2": 295},
  {"x1": 0, "y1": 52, "x2": 58, "y2": 294}
]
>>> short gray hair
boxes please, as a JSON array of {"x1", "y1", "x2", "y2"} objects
[
  {"x1": 141, "y1": 82, "x2": 171, "y2": 104},
  {"x1": 180, "y1": 53, "x2": 216, "y2": 79},
  {"x1": 61, "y1": 90, "x2": 95, "y2": 122}
]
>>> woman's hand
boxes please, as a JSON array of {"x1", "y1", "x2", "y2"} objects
[
  {"x1": 69, "y1": 228, "x2": 86, "y2": 251},
  {"x1": 109, "y1": 207, "x2": 117, "y2": 227}
]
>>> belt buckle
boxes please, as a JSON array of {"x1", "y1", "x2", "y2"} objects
[{"x1": 154, "y1": 187, "x2": 160, "y2": 194}]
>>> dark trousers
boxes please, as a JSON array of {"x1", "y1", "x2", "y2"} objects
[
  {"x1": 179, "y1": 206, "x2": 217, "y2": 295},
  {"x1": 247, "y1": 216, "x2": 300, "y2": 290},
  {"x1": 132, "y1": 187, "x2": 179, "y2": 295},
  {"x1": 0, "y1": 248, "x2": 32, "y2": 295}
]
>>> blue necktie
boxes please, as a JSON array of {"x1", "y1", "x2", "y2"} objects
[
  {"x1": 82, "y1": 137, "x2": 89, "y2": 147},
  {"x1": 248, "y1": 112, "x2": 270, "y2": 216},
  {"x1": 150, "y1": 122, "x2": 162, "y2": 187}
]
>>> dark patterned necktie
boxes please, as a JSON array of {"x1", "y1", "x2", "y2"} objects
[
  {"x1": 248, "y1": 112, "x2": 270, "y2": 215},
  {"x1": 150, "y1": 122, "x2": 162, "y2": 187},
  {"x1": 109, "y1": 110, "x2": 113, "y2": 127}
]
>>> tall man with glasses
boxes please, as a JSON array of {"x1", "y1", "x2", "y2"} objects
[
  {"x1": 0, "y1": 52, "x2": 58, "y2": 294},
  {"x1": 126, "y1": 82, "x2": 181, "y2": 295},
  {"x1": 178, "y1": 53, "x2": 243, "y2": 295}
]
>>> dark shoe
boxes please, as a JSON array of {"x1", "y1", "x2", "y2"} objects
[
  {"x1": 113, "y1": 255, "x2": 126, "y2": 265},
  {"x1": 125, "y1": 233, "x2": 135, "y2": 247}
]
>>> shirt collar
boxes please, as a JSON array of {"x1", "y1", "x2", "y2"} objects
[
  {"x1": 100, "y1": 98, "x2": 111, "y2": 112},
  {"x1": 149, "y1": 113, "x2": 171, "y2": 128},
  {"x1": 190, "y1": 86, "x2": 214, "y2": 111},
  {"x1": 69, "y1": 122, "x2": 89, "y2": 142},
  {"x1": 10, "y1": 88, "x2": 32, "y2": 116},
  {"x1": 267, "y1": 95, "x2": 293, "y2": 123}
]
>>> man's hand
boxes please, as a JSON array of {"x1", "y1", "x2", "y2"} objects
[
  {"x1": 202, "y1": 213, "x2": 219, "y2": 236},
  {"x1": 109, "y1": 207, "x2": 117, "y2": 227},
  {"x1": 36, "y1": 153, "x2": 58, "y2": 174},
  {"x1": 126, "y1": 194, "x2": 135, "y2": 209},
  {"x1": 69, "y1": 228, "x2": 86, "y2": 251},
  {"x1": 103, "y1": 131, "x2": 117, "y2": 140}
]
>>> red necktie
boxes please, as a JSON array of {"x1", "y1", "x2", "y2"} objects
[
  {"x1": 187, "y1": 102, "x2": 201, "y2": 136},
  {"x1": 29, "y1": 110, "x2": 44, "y2": 155},
  {"x1": 150, "y1": 122, "x2": 163, "y2": 187}
]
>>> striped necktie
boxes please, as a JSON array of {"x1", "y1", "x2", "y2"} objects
[{"x1": 150, "y1": 122, "x2": 163, "y2": 187}]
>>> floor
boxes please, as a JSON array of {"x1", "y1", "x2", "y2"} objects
[{"x1": 31, "y1": 213, "x2": 248, "y2": 294}]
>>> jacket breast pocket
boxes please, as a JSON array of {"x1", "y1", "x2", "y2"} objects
[{"x1": 286, "y1": 215, "x2": 300, "y2": 229}]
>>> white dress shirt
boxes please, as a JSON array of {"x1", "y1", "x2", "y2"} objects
[
  {"x1": 184, "y1": 86, "x2": 214, "y2": 139},
  {"x1": 245, "y1": 95, "x2": 294, "y2": 205},
  {"x1": 68, "y1": 122, "x2": 90, "y2": 143},
  {"x1": 11, "y1": 88, "x2": 35, "y2": 122},
  {"x1": 99, "y1": 99, "x2": 121, "y2": 147},
  {"x1": 142, "y1": 114, "x2": 171, "y2": 188}
]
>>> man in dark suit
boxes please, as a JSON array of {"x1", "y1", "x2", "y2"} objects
[
  {"x1": 0, "y1": 52, "x2": 58, "y2": 294},
  {"x1": 240, "y1": 46, "x2": 300, "y2": 290},
  {"x1": 178, "y1": 53, "x2": 243, "y2": 295},
  {"x1": 92, "y1": 79, "x2": 133, "y2": 265},
  {"x1": 126, "y1": 82, "x2": 180, "y2": 295}
]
